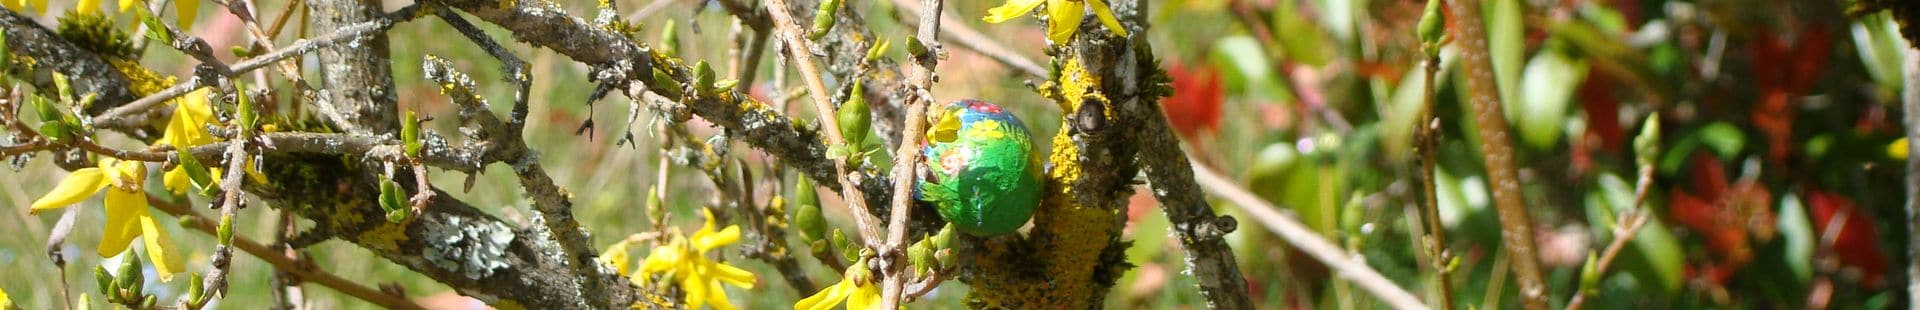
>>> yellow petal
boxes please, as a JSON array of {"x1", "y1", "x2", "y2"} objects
[
  {"x1": 794, "y1": 280, "x2": 853, "y2": 310},
  {"x1": 77, "y1": 0, "x2": 100, "y2": 14},
  {"x1": 163, "y1": 167, "x2": 190, "y2": 195},
  {"x1": 105, "y1": 159, "x2": 146, "y2": 192},
  {"x1": 708, "y1": 261, "x2": 756, "y2": 289},
  {"x1": 0, "y1": 285, "x2": 11, "y2": 309},
  {"x1": 1045, "y1": 0, "x2": 1085, "y2": 42},
  {"x1": 174, "y1": 0, "x2": 198, "y2": 31},
  {"x1": 3, "y1": 0, "x2": 22, "y2": 13},
  {"x1": 983, "y1": 0, "x2": 1045, "y2": 23},
  {"x1": 847, "y1": 284, "x2": 883, "y2": 310},
  {"x1": 601, "y1": 239, "x2": 634, "y2": 276},
  {"x1": 140, "y1": 209, "x2": 183, "y2": 281},
  {"x1": 693, "y1": 225, "x2": 741, "y2": 253},
  {"x1": 116, "y1": 0, "x2": 134, "y2": 11},
  {"x1": 637, "y1": 242, "x2": 686, "y2": 275},
  {"x1": 98, "y1": 189, "x2": 146, "y2": 257},
  {"x1": 705, "y1": 278, "x2": 738, "y2": 310},
  {"x1": 1085, "y1": 0, "x2": 1129, "y2": 37},
  {"x1": 682, "y1": 275, "x2": 709, "y2": 310},
  {"x1": 30, "y1": 168, "x2": 107, "y2": 214},
  {"x1": 29, "y1": 0, "x2": 45, "y2": 14},
  {"x1": 1890, "y1": 138, "x2": 1908, "y2": 160}
]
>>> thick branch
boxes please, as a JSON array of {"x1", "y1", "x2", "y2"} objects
[
  {"x1": 0, "y1": 9, "x2": 141, "y2": 114},
  {"x1": 1136, "y1": 101, "x2": 1253, "y2": 308},
  {"x1": 1442, "y1": 0, "x2": 1548, "y2": 307}
]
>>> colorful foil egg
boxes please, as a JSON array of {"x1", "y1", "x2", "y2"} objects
[{"x1": 918, "y1": 100, "x2": 1043, "y2": 236}]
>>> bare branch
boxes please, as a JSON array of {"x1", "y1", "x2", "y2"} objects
[
  {"x1": 1191, "y1": 161, "x2": 1428, "y2": 309},
  {"x1": 1442, "y1": 0, "x2": 1549, "y2": 307}
]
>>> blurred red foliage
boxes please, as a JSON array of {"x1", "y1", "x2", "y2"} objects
[
  {"x1": 1162, "y1": 63, "x2": 1225, "y2": 141},
  {"x1": 1806, "y1": 190, "x2": 1889, "y2": 287}
]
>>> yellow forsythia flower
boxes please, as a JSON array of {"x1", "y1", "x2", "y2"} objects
[
  {"x1": 983, "y1": 0, "x2": 1129, "y2": 43},
  {"x1": 1891, "y1": 138, "x2": 1908, "y2": 160},
  {"x1": 160, "y1": 89, "x2": 223, "y2": 195},
  {"x1": 794, "y1": 259, "x2": 885, "y2": 310},
  {"x1": 30, "y1": 158, "x2": 184, "y2": 281},
  {"x1": 636, "y1": 209, "x2": 756, "y2": 310}
]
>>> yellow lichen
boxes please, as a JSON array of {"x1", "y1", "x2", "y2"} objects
[
  {"x1": 965, "y1": 59, "x2": 1127, "y2": 307},
  {"x1": 108, "y1": 58, "x2": 175, "y2": 97},
  {"x1": 355, "y1": 220, "x2": 410, "y2": 253}
]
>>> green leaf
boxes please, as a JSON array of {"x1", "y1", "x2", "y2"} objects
[
  {"x1": 1485, "y1": 0, "x2": 1524, "y2": 119},
  {"x1": 1775, "y1": 192, "x2": 1814, "y2": 283},
  {"x1": 1271, "y1": 0, "x2": 1331, "y2": 66},
  {"x1": 1695, "y1": 122, "x2": 1745, "y2": 158},
  {"x1": 1852, "y1": 13, "x2": 1909, "y2": 94},
  {"x1": 1513, "y1": 48, "x2": 1588, "y2": 149}
]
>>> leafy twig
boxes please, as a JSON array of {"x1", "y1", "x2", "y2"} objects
[{"x1": 1564, "y1": 165, "x2": 1655, "y2": 310}]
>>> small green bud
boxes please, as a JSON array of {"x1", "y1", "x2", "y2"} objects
[
  {"x1": 836, "y1": 81, "x2": 871, "y2": 147},
  {"x1": 402, "y1": 111, "x2": 422, "y2": 157},
  {"x1": 236, "y1": 83, "x2": 257, "y2": 130},
  {"x1": 831, "y1": 229, "x2": 858, "y2": 263},
  {"x1": 217, "y1": 214, "x2": 235, "y2": 244},
  {"x1": 141, "y1": 294, "x2": 157, "y2": 309},
  {"x1": 933, "y1": 223, "x2": 956, "y2": 250},
  {"x1": 231, "y1": 46, "x2": 252, "y2": 58},
  {"x1": 908, "y1": 239, "x2": 932, "y2": 276},
  {"x1": 906, "y1": 35, "x2": 929, "y2": 57},
  {"x1": 139, "y1": 8, "x2": 175, "y2": 44},
  {"x1": 645, "y1": 185, "x2": 664, "y2": 223},
  {"x1": 1578, "y1": 251, "x2": 1600, "y2": 294},
  {"x1": 935, "y1": 248, "x2": 955, "y2": 270},
  {"x1": 53, "y1": 72, "x2": 73, "y2": 102},
  {"x1": 117, "y1": 252, "x2": 141, "y2": 291},
  {"x1": 714, "y1": 79, "x2": 739, "y2": 92},
  {"x1": 29, "y1": 95, "x2": 54, "y2": 121},
  {"x1": 1634, "y1": 113, "x2": 1661, "y2": 167},
  {"x1": 866, "y1": 39, "x2": 890, "y2": 62},
  {"x1": 795, "y1": 199, "x2": 826, "y2": 242},
  {"x1": 693, "y1": 61, "x2": 716, "y2": 95},
  {"x1": 186, "y1": 272, "x2": 205, "y2": 304},
  {"x1": 660, "y1": 20, "x2": 680, "y2": 58},
  {"x1": 177, "y1": 152, "x2": 216, "y2": 195},
  {"x1": 651, "y1": 68, "x2": 682, "y2": 99},
  {"x1": 1417, "y1": 0, "x2": 1445, "y2": 49},
  {"x1": 809, "y1": 0, "x2": 843, "y2": 40},
  {"x1": 94, "y1": 265, "x2": 113, "y2": 294},
  {"x1": 387, "y1": 209, "x2": 408, "y2": 223},
  {"x1": 37, "y1": 122, "x2": 74, "y2": 142}
]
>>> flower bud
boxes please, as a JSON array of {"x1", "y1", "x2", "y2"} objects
[{"x1": 836, "y1": 81, "x2": 871, "y2": 147}]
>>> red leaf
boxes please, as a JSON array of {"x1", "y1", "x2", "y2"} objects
[
  {"x1": 1806, "y1": 190, "x2": 1889, "y2": 287},
  {"x1": 1163, "y1": 63, "x2": 1225, "y2": 141}
]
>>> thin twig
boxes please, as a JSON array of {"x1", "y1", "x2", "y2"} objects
[
  {"x1": 91, "y1": 6, "x2": 420, "y2": 128},
  {"x1": 1564, "y1": 165, "x2": 1655, "y2": 310},
  {"x1": 763, "y1": 0, "x2": 886, "y2": 247},
  {"x1": 879, "y1": 0, "x2": 944, "y2": 307},
  {"x1": 147, "y1": 195, "x2": 427, "y2": 310},
  {"x1": 1442, "y1": 0, "x2": 1548, "y2": 307},
  {"x1": 1191, "y1": 160, "x2": 1428, "y2": 309},
  {"x1": 1225, "y1": 0, "x2": 1353, "y2": 134},
  {"x1": 888, "y1": 0, "x2": 1045, "y2": 79},
  {"x1": 1413, "y1": 52, "x2": 1457, "y2": 309}
]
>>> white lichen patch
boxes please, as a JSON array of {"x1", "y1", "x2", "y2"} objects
[{"x1": 423, "y1": 215, "x2": 517, "y2": 279}]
